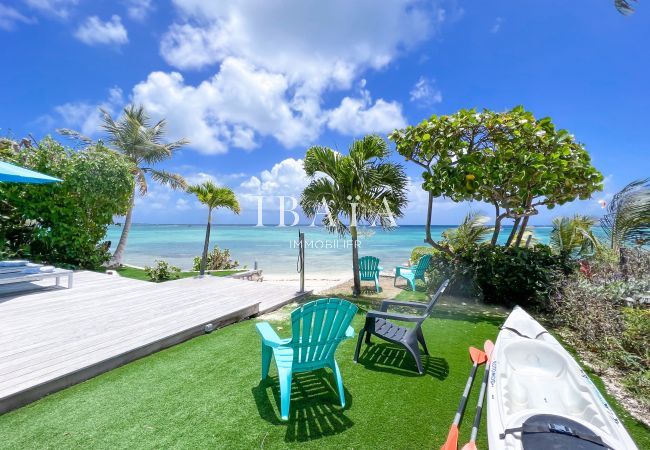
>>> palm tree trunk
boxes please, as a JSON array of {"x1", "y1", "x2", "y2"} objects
[
  {"x1": 200, "y1": 209, "x2": 212, "y2": 276},
  {"x1": 351, "y1": 225, "x2": 361, "y2": 296},
  {"x1": 505, "y1": 217, "x2": 521, "y2": 247},
  {"x1": 109, "y1": 191, "x2": 135, "y2": 268},
  {"x1": 514, "y1": 215, "x2": 530, "y2": 247}
]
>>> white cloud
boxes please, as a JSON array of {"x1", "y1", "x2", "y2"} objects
[
  {"x1": 409, "y1": 76, "x2": 442, "y2": 106},
  {"x1": 43, "y1": 2, "x2": 447, "y2": 154},
  {"x1": 74, "y1": 15, "x2": 128, "y2": 46},
  {"x1": 51, "y1": 87, "x2": 124, "y2": 136},
  {"x1": 175, "y1": 198, "x2": 190, "y2": 211},
  {"x1": 161, "y1": 0, "x2": 436, "y2": 86},
  {"x1": 328, "y1": 81, "x2": 406, "y2": 135},
  {"x1": 0, "y1": 4, "x2": 35, "y2": 30},
  {"x1": 130, "y1": 60, "x2": 324, "y2": 153},
  {"x1": 135, "y1": 186, "x2": 171, "y2": 210},
  {"x1": 239, "y1": 158, "x2": 308, "y2": 198},
  {"x1": 125, "y1": 0, "x2": 152, "y2": 21},
  {"x1": 490, "y1": 17, "x2": 503, "y2": 34},
  {"x1": 24, "y1": 0, "x2": 77, "y2": 19},
  {"x1": 142, "y1": 1, "x2": 442, "y2": 151}
]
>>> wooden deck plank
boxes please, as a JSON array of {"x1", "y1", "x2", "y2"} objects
[{"x1": 0, "y1": 271, "x2": 305, "y2": 413}]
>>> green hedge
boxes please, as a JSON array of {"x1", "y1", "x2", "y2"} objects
[{"x1": 417, "y1": 243, "x2": 575, "y2": 308}]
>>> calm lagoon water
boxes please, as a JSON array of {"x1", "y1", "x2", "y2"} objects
[{"x1": 106, "y1": 224, "x2": 552, "y2": 275}]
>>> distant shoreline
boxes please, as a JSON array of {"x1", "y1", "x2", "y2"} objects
[{"x1": 121, "y1": 222, "x2": 556, "y2": 228}]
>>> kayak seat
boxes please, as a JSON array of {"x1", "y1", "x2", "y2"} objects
[
  {"x1": 353, "y1": 279, "x2": 449, "y2": 375},
  {"x1": 504, "y1": 341, "x2": 566, "y2": 377}
]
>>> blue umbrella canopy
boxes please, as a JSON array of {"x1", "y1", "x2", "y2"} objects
[{"x1": 0, "y1": 161, "x2": 62, "y2": 184}]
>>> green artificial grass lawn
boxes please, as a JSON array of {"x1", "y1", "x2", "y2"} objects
[
  {"x1": 0, "y1": 291, "x2": 647, "y2": 449},
  {"x1": 115, "y1": 266, "x2": 245, "y2": 282}
]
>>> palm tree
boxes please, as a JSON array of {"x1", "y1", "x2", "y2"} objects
[
  {"x1": 59, "y1": 105, "x2": 189, "y2": 268},
  {"x1": 441, "y1": 211, "x2": 493, "y2": 253},
  {"x1": 187, "y1": 181, "x2": 241, "y2": 276},
  {"x1": 601, "y1": 178, "x2": 650, "y2": 250},
  {"x1": 549, "y1": 215, "x2": 600, "y2": 257},
  {"x1": 300, "y1": 135, "x2": 408, "y2": 296}
]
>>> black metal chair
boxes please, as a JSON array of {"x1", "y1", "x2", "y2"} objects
[{"x1": 353, "y1": 279, "x2": 449, "y2": 374}]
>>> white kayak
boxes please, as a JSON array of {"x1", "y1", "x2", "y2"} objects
[{"x1": 486, "y1": 306, "x2": 638, "y2": 450}]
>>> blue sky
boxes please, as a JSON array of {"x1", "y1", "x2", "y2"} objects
[{"x1": 1, "y1": 0, "x2": 648, "y2": 225}]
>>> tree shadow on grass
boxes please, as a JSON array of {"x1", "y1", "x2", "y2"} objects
[
  {"x1": 356, "y1": 342, "x2": 449, "y2": 380},
  {"x1": 252, "y1": 369, "x2": 354, "y2": 443}
]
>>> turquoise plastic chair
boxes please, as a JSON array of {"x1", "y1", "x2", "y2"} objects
[
  {"x1": 358, "y1": 256, "x2": 382, "y2": 292},
  {"x1": 256, "y1": 298, "x2": 358, "y2": 420},
  {"x1": 394, "y1": 254, "x2": 432, "y2": 291}
]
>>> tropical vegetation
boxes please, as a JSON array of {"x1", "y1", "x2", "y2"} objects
[
  {"x1": 549, "y1": 248, "x2": 650, "y2": 409},
  {"x1": 601, "y1": 178, "x2": 649, "y2": 250},
  {"x1": 300, "y1": 135, "x2": 408, "y2": 296},
  {"x1": 144, "y1": 259, "x2": 182, "y2": 282},
  {"x1": 549, "y1": 214, "x2": 600, "y2": 258},
  {"x1": 389, "y1": 106, "x2": 604, "y2": 250},
  {"x1": 0, "y1": 137, "x2": 133, "y2": 268},
  {"x1": 187, "y1": 182, "x2": 241, "y2": 276},
  {"x1": 59, "y1": 105, "x2": 189, "y2": 268},
  {"x1": 192, "y1": 245, "x2": 239, "y2": 272}
]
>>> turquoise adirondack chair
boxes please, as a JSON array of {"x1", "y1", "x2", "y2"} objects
[
  {"x1": 358, "y1": 256, "x2": 382, "y2": 292},
  {"x1": 256, "y1": 298, "x2": 358, "y2": 420},
  {"x1": 394, "y1": 254, "x2": 432, "y2": 291}
]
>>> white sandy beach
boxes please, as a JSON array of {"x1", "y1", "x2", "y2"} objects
[{"x1": 262, "y1": 271, "x2": 352, "y2": 293}]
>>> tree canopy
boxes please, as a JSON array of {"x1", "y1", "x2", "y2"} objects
[
  {"x1": 389, "y1": 106, "x2": 604, "y2": 247},
  {"x1": 0, "y1": 137, "x2": 134, "y2": 268}
]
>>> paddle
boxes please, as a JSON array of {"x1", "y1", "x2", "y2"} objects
[
  {"x1": 440, "y1": 346, "x2": 488, "y2": 450},
  {"x1": 461, "y1": 340, "x2": 495, "y2": 450}
]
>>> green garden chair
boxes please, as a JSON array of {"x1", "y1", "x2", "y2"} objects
[
  {"x1": 255, "y1": 298, "x2": 358, "y2": 420},
  {"x1": 394, "y1": 254, "x2": 432, "y2": 291},
  {"x1": 358, "y1": 256, "x2": 382, "y2": 293}
]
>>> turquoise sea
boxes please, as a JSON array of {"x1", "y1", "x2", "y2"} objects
[{"x1": 106, "y1": 224, "x2": 552, "y2": 275}]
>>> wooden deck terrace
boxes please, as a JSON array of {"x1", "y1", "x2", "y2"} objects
[{"x1": 0, "y1": 271, "x2": 308, "y2": 413}]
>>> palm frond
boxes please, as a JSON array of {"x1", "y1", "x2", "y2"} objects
[
  {"x1": 303, "y1": 146, "x2": 342, "y2": 179},
  {"x1": 300, "y1": 136, "x2": 409, "y2": 235},
  {"x1": 442, "y1": 211, "x2": 493, "y2": 252},
  {"x1": 187, "y1": 181, "x2": 241, "y2": 214},
  {"x1": 615, "y1": 0, "x2": 636, "y2": 15},
  {"x1": 550, "y1": 215, "x2": 600, "y2": 256},
  {"x1": 601, "y1": 178, "x2": 650, "y2": 249},
  {"x1": 135, "y1": 169, "x2": 148, "y2": 196},
  {"x1": 145, "y1": 169, "x2": 187, "y2": 191}
]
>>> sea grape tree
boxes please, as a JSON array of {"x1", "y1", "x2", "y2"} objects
[{"x1": 389, "y1": 106, "x2": 604, "y2": 249}]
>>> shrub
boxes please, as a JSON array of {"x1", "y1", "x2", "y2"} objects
[
  {"x1": 621, "y1": 308, "x2": 650, "y2": 369},
  {"x1": 192, "y1": 246, "x2": 239, "y2": 271},
  {"x1": 410, "y1": 246, "x2": 438, "y2": 263},
  {"x1": 0, "y1": 137, "x2": 134, "y2": 269},
  {"x1": 144, "y1": 260, "x2": 181, "y2": 282},
  {"x1": 419, "y1": 243, "x2": 574, "y2": 305},
  {"x1": 548, "y1": 250, "x2": 650, "y2": 406},
  {"x1": 464, "y1": 244, "x2": 574, "y2": 308}
]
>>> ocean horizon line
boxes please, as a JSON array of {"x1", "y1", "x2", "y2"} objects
[{"x1": 123, "y1": 222, "x2": 555, "y2": 228}]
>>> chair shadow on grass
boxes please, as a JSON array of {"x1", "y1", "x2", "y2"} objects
[
  {"x1": 356, "y1": 342, "x2": 449, "y2": 380},
  {"x1": 252, "y1": 369, "x2": 354, "y2": 443}
]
